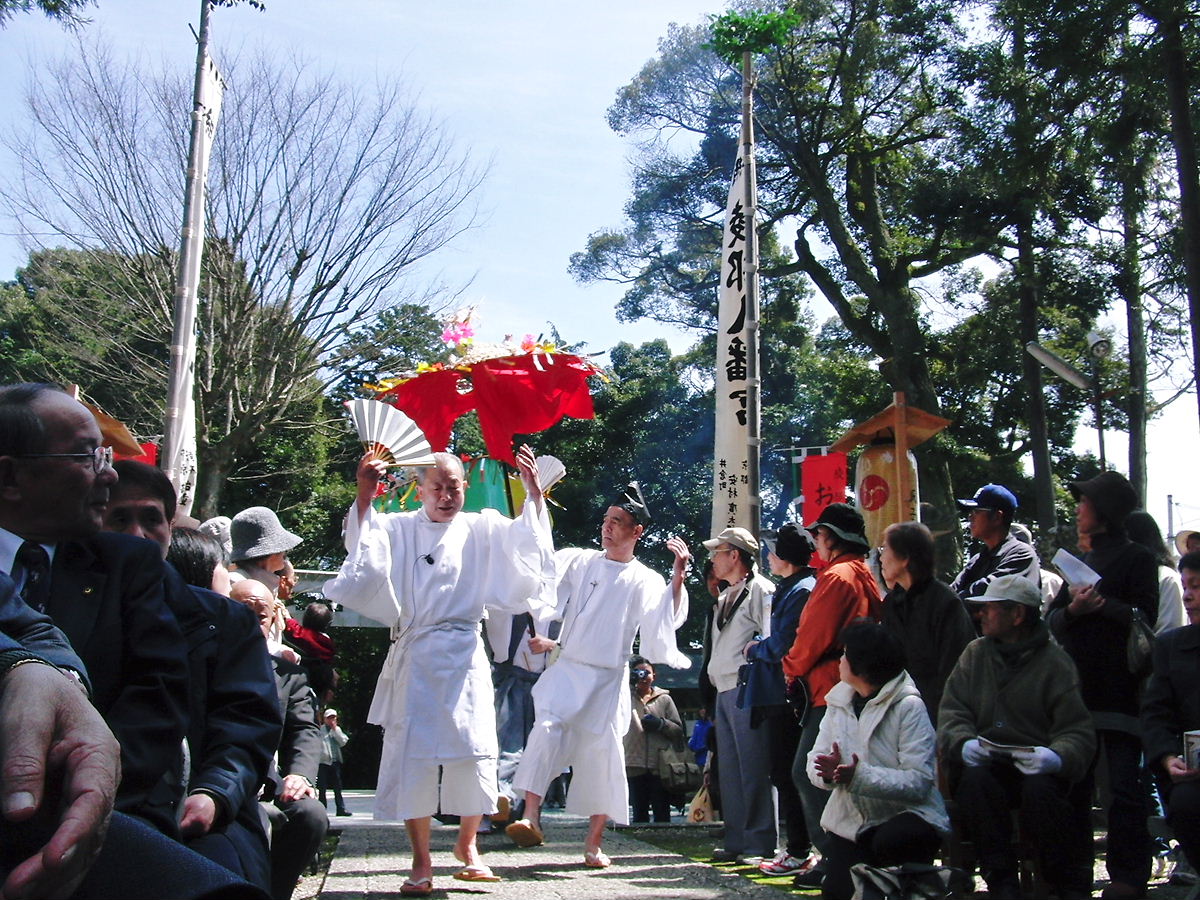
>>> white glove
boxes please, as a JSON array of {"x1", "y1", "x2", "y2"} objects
[
  {"x1": 961, "y1": 738, "x2": 989, "y2": 767},
  {"x1": 1013, "y1": 746, "x2": 1062, "y2": 776}
]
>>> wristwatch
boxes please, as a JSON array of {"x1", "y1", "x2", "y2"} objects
[{"x1": 0, "y1": 650, "x2": 89, "y2": 696}]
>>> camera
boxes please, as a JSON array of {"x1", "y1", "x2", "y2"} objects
[{"x1": 630, "y1": 667, "x2": 651, "y2": 686}]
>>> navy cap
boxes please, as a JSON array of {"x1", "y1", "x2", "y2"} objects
[{"x1": 956, "y1": 484, "x2": 1018, "y2": 514}]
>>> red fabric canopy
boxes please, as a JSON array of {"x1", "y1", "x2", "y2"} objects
[
  {"x1": 381, "y1": 370, "x2": 476, "y2": 455},
  {"x1": 379, "y1": 353, "x2": 598, "y2": 464}
]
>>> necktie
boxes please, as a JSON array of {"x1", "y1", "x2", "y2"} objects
[{"x1": 16, "y1": 541, "x2": 50, "y2": 612}]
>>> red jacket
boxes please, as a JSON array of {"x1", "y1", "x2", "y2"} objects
[
  {"x1": 782, "y1": 553, "x2": 881, "y2": 707},
  {"x1": 283, "y1": 617, "x2": 335, "y2": 663}
]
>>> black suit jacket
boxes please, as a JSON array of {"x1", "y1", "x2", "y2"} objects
[
  {"x1": 266, "y1": 657, "x2": 322, "y2": 799},
  {"x1": 1142, "y1": 623, "x2": 1200, "y2": 770},
  {"x1": 0, "y1": 573, "x2": 87, "y2": 684},
  {"x1": 45, "y1": 532, "x2": 189, "y2": 835}
]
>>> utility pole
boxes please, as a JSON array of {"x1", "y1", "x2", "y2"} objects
[{"x1": 163, "y1": 0, "x2": 221, "y2": 515}]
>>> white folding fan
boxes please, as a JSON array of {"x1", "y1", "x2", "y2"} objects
[
  {"x1": 537, "y1": 455, "x2": 566, "y2": 492},
  {"x1": 345, "y1": 398, "x2": 437, "y2": 467}
]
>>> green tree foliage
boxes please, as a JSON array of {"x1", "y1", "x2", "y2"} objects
[
  {"x1": 706, "y1": 8, "x2": 801, "y2": 63},
  {"x1": 577, "y1": 11, "x2": 990, "y2": 562},
  {"x1": 327, "y1": 304, "x2": 447, "y2": 402},
  {"x1": 573, "y1": 4, "x2": 1148, "y2": 565},
  {"x1": 323, "y1": 626, "x2": 389, "y2": 788},
  {"x1": 0, "y1": 0, "x2": 93, "y2": 26},
  {"x1": 1017, "y1": 0, "x2": 1200, "y2": 433},
  {"x1": 933, "y1": 255, "x2": 1111, "y2": 493}
]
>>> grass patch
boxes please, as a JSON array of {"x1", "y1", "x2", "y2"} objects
[{"x1": 618, "y1": 824, "x2": 821, "y2": 894}]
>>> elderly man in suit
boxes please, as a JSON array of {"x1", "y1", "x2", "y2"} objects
[
  {"x1": 231, "y1": 579, "x2": 328, "y2": 900},
  {"x1": 0, "y1": 574, "x2": 267, "y2": 899},
  {"x1": 0, "y1": 382, "x2": 189, "y2": 836}
]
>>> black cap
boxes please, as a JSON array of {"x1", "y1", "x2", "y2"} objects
[
  {"x1": 1069, "y1": 471, "x2": 1139, "y2": 531},
  {"x1": 805, "y1": 503, "x2": 869, "y2": 550},
  {"x1": 612, "y1": 481, "x2": 651, "y2": 526},
  {"x1": 763, "y1": 523, "x2": 814, "y2": 567}
]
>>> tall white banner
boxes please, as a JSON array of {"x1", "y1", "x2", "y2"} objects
[
  {"x1": 712, "y1": 148, "x2": 756, "y2": 534},
  {"x1": 164, "y1": 51, "x2": 224, "y2": 515}
]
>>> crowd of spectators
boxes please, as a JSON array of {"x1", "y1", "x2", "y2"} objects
[
  {"x1": 687, "y1": 476, "x2": 1200, "y2": 900},
  {"x1": 3, "y1": 376, "x2": 1200, "y2": 900},
  {"x1": 0, "y1": 383, "x2": 331, "y2": 899}
]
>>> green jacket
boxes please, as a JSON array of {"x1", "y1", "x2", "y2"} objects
[{"x1": 937, "y1": 621, "x2": 1096, "y2": 783}]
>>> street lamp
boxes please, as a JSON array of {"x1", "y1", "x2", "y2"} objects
[{"x1": 1025, "y1": 340, "x2": 1107, "y2": 470}]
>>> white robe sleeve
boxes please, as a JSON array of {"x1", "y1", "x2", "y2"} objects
[
  {"x1": 638, "y1": 573, "x2": 691, "y2": 670},
  {"x1": 321, "y1": 503, "x2": 403, "y2": 625},
  {"x1": 475, "y1": 500, "x2": 556, "y2": 617}
]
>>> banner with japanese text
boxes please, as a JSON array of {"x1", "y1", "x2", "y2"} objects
[
  {"x1": 711, "y1": 148, "x2": 755, "y2": 535},
  {"x1": 164, "y1": 53, "x2": 224, "y2": 515},
  {"x1": 801, "y1": 452, "x2": 848, "y2": 525}
]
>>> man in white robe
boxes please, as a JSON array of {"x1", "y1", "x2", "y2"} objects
[
  {"x1": 323, "y1": 447, "x2": 552, "y2": 891},
  {"x1": 506, "y1": 482, "x2": 691, "y2": 867}
]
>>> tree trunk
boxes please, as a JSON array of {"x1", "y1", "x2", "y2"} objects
[
  {"x1": 878, "y1": 298, "x2": 962, "y2": 579},
  {"x1": 1159, "y1": 8, "x2": 1200, "y2": 431},
  {"x1": 1017, "y1": 214, "x2": 1058, "y2": 540},
  {"x1": 195, "y1": 440, "x2": 234, "y2": 520},
  {"x1": 1010, "y1": 8, "x2": 1057, "y2": 542},
  {"x1": 1122, "y1": 189, "x2": 1149, "y2": 502}
]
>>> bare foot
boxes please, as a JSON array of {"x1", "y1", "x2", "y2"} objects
[{"x1": 453, "y1": 839, "x2": 481, "y2": 868}]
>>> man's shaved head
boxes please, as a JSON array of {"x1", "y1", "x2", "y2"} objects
[
  {"x1": 417, "y1": 452, "x2": 465, "y2": 483},
  {"x1": 230, "y1": 579, "x2": 275, "y2": 638},
  {"x1": 416, "y1": 452, "x2": 466, "y2": 523}
]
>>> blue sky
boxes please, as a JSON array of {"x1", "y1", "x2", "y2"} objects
[
  {"x1": 1, "y1": 0, "x2": 1196, "y2": 530},
  {"x1": 0, "y1": 0, "x2": 712, "y2": 355}
]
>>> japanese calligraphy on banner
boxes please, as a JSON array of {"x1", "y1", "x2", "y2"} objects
[
  {"x1": 712, "y1": 148, "x2": 755, "y2": 534},
  {"x1": 801, "y1": 452, "x2": 848, "y2": 525},
  {"x1": 163, "y1": 52, "x2": 225, "y2": 516}
]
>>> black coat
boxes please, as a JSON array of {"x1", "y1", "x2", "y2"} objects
[
  {"x1": 881, "y1": 577, "x2": 976, "y2": 723},
  {"x1": 1141, "y1": 623, "x2": 1200, "y2": 770},
  {"x1": 45, "y1": 532, "x2": 189, "y2": 836},
  {"x1": 1048, "y1": 532, "x2": 1159, "y2": 721},
  {"x1": 267, "y1": 657, "x2": 323, "y2": 796},
  {"x1": 165, "y1": 571, "x2": 280, "y2": 886}
]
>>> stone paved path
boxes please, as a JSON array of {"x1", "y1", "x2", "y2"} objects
[{"x1": 314, "y1": 792, "x2": 781, "y2": 899}]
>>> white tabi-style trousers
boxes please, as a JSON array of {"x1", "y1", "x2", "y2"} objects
[{"x1": 513, "y1": 714, "x2": 629, "y2": 824}]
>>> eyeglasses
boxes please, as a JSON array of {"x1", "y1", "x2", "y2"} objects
[
  {"x1": 711, "y1": 547, "x2": 738, "y2": 556},
  {"x1": 15, "y1": 445, "x2": 114, "y2": 473}
]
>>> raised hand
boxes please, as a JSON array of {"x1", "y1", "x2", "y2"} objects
[
  {"x1": 354, "y1": 452, "x2": 388, "y2": 519},
  {"x1": 665, "y1": 535, "x2": 692, "y2": 573},
  {"x1": 514, "y1": 444, "x2": 543, "y2": 506}
]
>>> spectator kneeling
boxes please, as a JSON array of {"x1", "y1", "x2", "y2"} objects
[
  {"x1": 806, "y1": 622, "x2": 948, "y2": 900},
  {"x1": 938, "y1": 575, "x2": 1096, "y2": 900}
]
